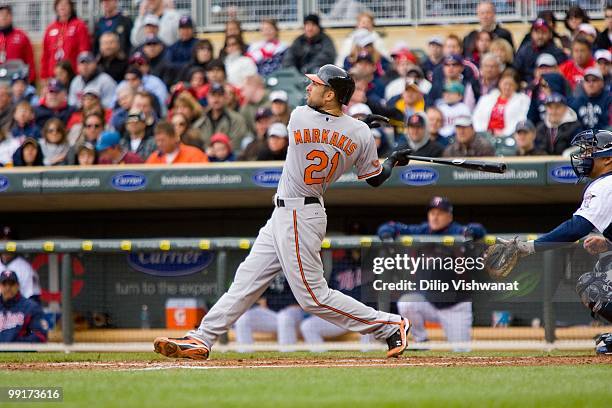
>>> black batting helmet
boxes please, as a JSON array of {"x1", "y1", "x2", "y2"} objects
[{"x1": 306, "y1": 64, "x2": 355, "y2": 105}]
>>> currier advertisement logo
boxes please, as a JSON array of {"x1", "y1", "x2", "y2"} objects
[
  {"x1": 252, "y1": 169, "x2": 283, "y2": 187},
  {"x1": 128, "y1": 251, "x2": 214, "y2": 277},
  {"x1": 550, "y1": 165, "x2": 578, "y2": 183},
  {"x1": 0, "y1": 175, "x2": 8, "y2": 192},
  {"x1": 111, "y1": 172, "x2": 148, "y2": 191},
  {"x1": 400, "y1": 167, "x2": 439, "y2": 186}
]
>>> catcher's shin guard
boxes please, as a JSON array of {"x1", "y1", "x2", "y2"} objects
[
  {"x1": 595, "y1": 333, "x2": 612, "y2": 355},
  {"x1": 154, "y1": 336, "x2": 210, "y2": 360}
]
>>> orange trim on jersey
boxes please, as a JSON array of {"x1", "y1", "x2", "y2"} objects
[
  {"x1": 292, "y1": 210, "x2": 400, "y2": 327},
  {"x1": 357, "y1": 165, "x2": 383, "y2": 180}
]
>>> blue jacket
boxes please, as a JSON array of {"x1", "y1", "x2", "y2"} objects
[
  {"x1": 514, "y1": 40, "x2": 568, "y2": 83},
  {"x1": 377, "y1": 220, "x2": 487, "y2": 241},
  {"x1": 0, "y1": 293, "x2": 48, "y2": 343},
  {"x1": 569, "y1": 90, "x2": 610, "y2": 130},
  {"x1": 10, "y1": 122, "x2": 41, "y2": 140},
  {"x1": 93, "y1": 12, "x2": 133, "y2": 55},
  {"x1": 167, "y1": 38, "x2": 197, "y2": 65}
]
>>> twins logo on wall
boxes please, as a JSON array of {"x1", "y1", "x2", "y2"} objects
[{"x1": 127, "y1": 251, "x2": 215, "y2": 277}]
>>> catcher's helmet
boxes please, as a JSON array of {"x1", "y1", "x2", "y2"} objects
[
  {"x1": 570, "y1": 129, "x2": 612, "y2": 179},
  {"x1": 306, "y1": 64, "x2": 355, "y2": 105}
]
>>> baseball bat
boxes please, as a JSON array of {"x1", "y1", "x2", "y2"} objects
[{"x1": 406, "y1": 155, "x2": 507, "y2": 174}]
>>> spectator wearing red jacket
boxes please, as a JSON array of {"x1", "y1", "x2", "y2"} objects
[
  {"x1": 559, "y1": 36, "x2": 596, "y2": 91},
  {"x1": 40, "y1": 0, "x2": 91, "y2": 80},
  {"x1": 0, "y1": 5, "x2": 36, "y2": 84}
]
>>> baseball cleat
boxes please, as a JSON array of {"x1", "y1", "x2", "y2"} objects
[
  {"x1": 386, "y1": 318, "x2": 411, "y2": 358},
  {"x1": 595, "y1": 333, "x2": 612, "y2": 355},
  {"x1": 154, "y1": 336, "x2": 210, "y2": 360}
]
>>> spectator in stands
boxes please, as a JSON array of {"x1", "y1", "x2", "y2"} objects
[
  {"x1": 119, "y1": 57, "x2": 167, "y2": 114},
  {"x1": 146, "y1": 120, "x2": 208, "y2": 164},
  {"x1": 422, "y1": 37, "x2": 444, "y2": 81},
  {"x1": 595, "y1": 4, "x2": 611, "y2": 51},
  {"x1": 10, "y1": 101, "x2": 40, "y2": 141},
  {"x1": 514, "y1": 18, "x2": 567, "y2": 84},
  {"x1": 182, "y1": 67, "x2": 208, "y2": 101},
  {"x1": 53, "y1": 60, "x2": 75, "y2": 89},
  {"x1": 98, "y1": 32, "x2": 129, "y2": 83},
  {"x1": 337, "y1": 12, "x2": 387, "y2": 67},
  {"x1": 132, "y1": 14, "x2": 160, "y2": 49},
  {"x1": 199, "y1": 83, "x2": 247, "y2": 149},
  {"x1": 559, "y1": 36, "x2": 596, "y2": 91},
  {"x1": 120, "y1": 109, "x2": 157, "y2": 160},
  {"x1": 223, "y1": 34, "x2": 258, "y2": 88},
  {"x1": 0, "y1": 5, "x2": 36, "y2": 84},
  {"x1": 463, "y1": 1, "x2": 514, "y2": 58},
  {"x1": 10, "y1": 73, "x2": 38, "y2": 106},
  {"x1": 204, "y1": 59, "x2": 241, "y2": 110},
  {"x1": 239, "y1": 107, "x2": 272, "y2": 161},
  {"x1": 170, "y1": 92, "x2": 206, "y2": 146},
  {"x1": 131, "y1": 91, "x2": 159, "y2": 135},
  {"x1": 207, "y1": 133, "x2": 235, "y2": 162},
  {"x1": 443, "y1": 116, "x2": 495, "y2": 157},
  {"x1": 0, "y1": 127, "x2": 19, "y2": 166},
  {"x1": 467, "y1": 30, "x2": 493, "y2": 67},
  {"x1": 343, "y1": 33, "x2": 390, "y2": 77},
  {"x1": 64, "y1": 111, "x2": 105, "y2": 164},
  {"x1": 479, "y1": 53, "x2": 502, "y2": 95},
  {"x1": 140, "y1": 35, "x2": 177, "y2": 89},
  {"x1": 239, "y1": 75, "x2": 270, "y2": 135},
  {"x1": 384, "y1": 50, "x2": 428, "y2": 101},
  {"x1": 34, "y1": 79, "x2": 76, "y2": 128},
  {"x1": 171, "y1": 112, "x2": 202, "y2": 150},
  {"x1": 564, "y1": 6, "x2": 592, "y2": 43},
  {"x1": 527, "y1": 71, "x2": 568, "y2": 126},
  {"x1": 234, "y1": 274, "x2": 302, "y2": 353},
  {"x1": 131, "y1": 0, "x2": 180, "y2": 47},
  {"x1": 442, "y1": 34, "x2": 480, "y2": 80},
  {"x1": 41, "y1": 0, "x2": 91, "y2": 81},
  {"x1": 428, "y1": 54, "x2": 479, "y2": 109},
  {"x1": 594, "y1": 50, "x2": 611, "y2": 88},
  {"x1": 269, "y1": 90, "x2": 291, "y2": 126},
  {"x1": 0, "y1": 271, "x2": 47, "y2": 343},
  {"x1": 535, "y1": 93, "x2": 582, "y2": 155},
  {"x1": 110, "y1": 84, "x2": 134, "y2": 132},
  {"x1": 96, "y1": 130, "x2": 143, "y2": 164},
  {"x1": 220, "y1": 19, "x2": 249, "y2": 57},
  {"x1": 65, "y1": 86, "x2": 111, "y2": 140},
  {"x1": 12, "y1": 137, "x2": 43, "y2": 167},
  {"x1": 40, "y1": 118, "x2": 69, "y2": 165},
  {"x1": 93, "y1": 0, "x2": 132, "y2": 56},
  {"x1": 489, "y1": 37, "x2": 514, "y2": 69},
  {"x1": 473, "y1": 68, "x2": 529, "y2": 137},
  {"x1": 167, "y1": 16, "x2": 196, "y2": 65},
  {"x1": 179, "y1": 39, "x2": 214, "y2": 82},
  {"x1": 247, "y1": 19, "x2": 288, "y2": 76},
  {"x1": 283, "y1": 14, "x2": 336, "y2": 74},
  {"x1": 389, "y1": 79, "x2": 425, "y2": 127},
  {"x1": 68, "y1": 51, "x2": 117, "y2": 109},
  {"x1": 404, "y1": 113, "x2": 443, "y2": 157},
  {"x1": 0, "y1": 82, "x2": 14, "y2": 130},
  {"x1": 570, "y1": 68, "x2": 610, "y2": 130},
  {"x1": 257, "y1": 122, "x2": 288, "y2": 161},
  {"x1": 426, "y1": 106, "x2": 447, "y2": 146},
  {"x1": 436, "y1": 81, "x2": 471, "y2": 140},
  {"x1": 512, "y1": 120, "x2": 547, "y2": 156},
  {"x1": 75, "y1": 141, "x2": 96, "y2": 165}
]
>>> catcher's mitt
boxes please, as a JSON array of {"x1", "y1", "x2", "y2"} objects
[{"x1": 483, "y1": 239, "x2": 521, "y2": 278}]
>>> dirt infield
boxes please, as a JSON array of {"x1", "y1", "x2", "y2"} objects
[{"x1": 3, "y1": 355, "x2": 610, "y2": 371}]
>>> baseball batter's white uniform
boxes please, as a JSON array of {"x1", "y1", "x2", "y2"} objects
[{"x1": 188, "y1": 105, "x2": 404, "y2": 348}]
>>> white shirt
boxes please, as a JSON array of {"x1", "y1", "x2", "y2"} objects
[
  {"x1": 130, "y1": 138, "x2": 142, "y2": 152},
  {"x1": 276, "y1": 105, "x2": 381, "y2": 198},
  {"x1": 574, "y1": 174, "x2": 612, "y2": 237},
  {"x1": 1, "y1": 256, "x2": 41, "y2": 299}
]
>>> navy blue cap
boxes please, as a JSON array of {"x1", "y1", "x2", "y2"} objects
[
  {"x1": 179, "y1": 15, "x2": 193, "y2": 28},
  {"x1": 47, "y1": 78, "x2": 66, "y2": 92},
  {"x1": 544, "y1": 92, "x2": 566, "y2": 105},
  {"x1": 0, "y1": 270, "x2": 18, "y2": 284},
  {"x1": 209, "y1": 82, "x2": 225, "y2": 95},
  {"x1": 427, "y1": 196, "x2": 453, "y2": 213},
  {"x1": 406, "y1": 113, "x2": 426, "y2": 127},
  {"x1": 444, "y1": 54, "x2": 463, "y2": 65},
  {"x1": 515, "y1": 120, "x2": 536, "y2": 133},
  {"x1": 143, "y1": 35, "x2": 163, "y2": 46}
]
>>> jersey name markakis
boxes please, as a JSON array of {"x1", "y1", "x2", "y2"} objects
[{"x1": 293, "y1": 128, "x2": 358, "y2": 156}]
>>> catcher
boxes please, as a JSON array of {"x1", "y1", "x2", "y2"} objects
[{"x1": 485, "y1": 129, "x2": 612, "y2": 355}]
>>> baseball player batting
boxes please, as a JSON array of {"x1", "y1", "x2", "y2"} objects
[
  {"x1": 154, "y1": 64, "x2": 412, "y2": 360},
  {"x1": 486, "y1": 129, "x2": 612, "y2": 355}
]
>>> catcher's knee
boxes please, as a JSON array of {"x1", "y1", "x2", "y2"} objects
[{"x1": 576, "y1": 271, "x2": 612, "y2": 322}]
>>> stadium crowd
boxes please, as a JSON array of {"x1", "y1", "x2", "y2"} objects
[{"x1": 0, "y1": 0, "x2": 609, "y2": 167}]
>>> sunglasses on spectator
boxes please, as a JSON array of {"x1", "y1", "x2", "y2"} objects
[
  {"x1": 85, "y1": 123, "x2": 102, "y2": 128},
  {"x1": 47, "y1": 128, "x2": 60, "y2": 133},
  {"x1": 584, "y1": 77, "x2": 601, "y2": 83}
]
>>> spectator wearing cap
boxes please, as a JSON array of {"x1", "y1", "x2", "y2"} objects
[
  {"x1": 41, "y1": 0, "x2": 91, "y2": 80},
  {"x1": 422, "y1": 37, "x2": 445, "y2": 81},
  {"x1": 10, "y1": 73, "x2": 38, "y2": 106},
  {"x1": 388, "y1": 79, "x2": 425, "y2": 132},
  {"x1": 443, "y1": 116, "x2": 495, "y2": 157},
  {"x1": 426, "y1": 106, "x2": 447, "y2": 147},
  {"x1": 269, "y1": 90, "x2": 291, "y2": 126},
  {"x1": 514, "y1": 18, "x2": 567, "y2": 84},
  {"x1": 463, "y1": 1, "x2": 514, "y2": 58},
  {"x1": 512, "y1": 120, "x2": 547, "y2": 156},
  {"x1": 535, "y1": 93, "x2": 582, "y2": 155},
  {"x1": 532, "y1": 53, "x2": 560, "y2": 85},
  {"x1": 139, "y1": 35, "x2": 177, "y2": 88},
  {"x1": 68, "y1": 51, "x2": 117, "y2": 109},
  {"x1": 110, "y1": 84, "x2": 134, "y2": 132},
  {"x1": 207, "y1": 133, "x2": 235, "y2": 162},
  {"x1": 478, "y1": 52, "x2": 503, "y2": 96},
  {"x1": 427, "y1": 54, "x2": 480, "y2": 109},
  {"x1": 0, "y1": 126, "x2": 19, "y2": 165},
  {"x1": 96, "y1": 130, "x2": 143, "y2": 164},
  {"x1": 343, "y1": 31, "x2": 390, "y2": 77},
  {"x1": 559, "y1": 36, "x2": 596, "y2": 91},
  {"x1": 442, "y1": 35, "x2": 481, "y2": 79},
  {"x1": 65, "y1": 85, "x2": 112, "y2": 139},
  {"x1": 64, "y1": 111, "x2": 106, "y2": 163},
  {"x1": 348, "y1": 102, "x2": 390, "y2": 157},
  {"x1": 595, "y1": 4, "x2": 612, "y2": 51},
  {"x1": 283, "y1": 14, "x2": 336, "y2": 74},
  {"x1": 594, "y1": 50, "x2": 611, "y2": 89},
  {"x1": 257, "y1": 122, "x2": 288, "y2": 161},
  {"x1": 337, "y1": 12, "x2": 387, "y2": 67},
  {"x1": 0, "y1": 270, "x2": 47, "y2": 343},
  {"x1": 120, "y1": 108, "x2": 157, "y2": 160},
  {"x1": 178, "y1": 39, "x2": 214, "y2": 82},
  {"x1": 40, "y1": 118, "x2": 70, "y2": 165},
  {"x1": 34, "y1": 79, "x2": 76, "y2": 128},
  {"x1": 404, "y1": 113, "x2": 444, "y2": 157},
  {"x1": 131, "y1": 0, "x2": 180, "y2": 47},
  {"x1": 239, "y1": 107, "x2": 273, "y2": 161},
  {"x1": 247, "y1": 19, "x2": 288, "y2": 76},
  {"x1": 223, "y1": 34, "x2": 258, "y2": 88},
  {"x1": 569, "y1": 68, "x2": 610, "y2": 130},
  {"x1": 75, "y1": 141, "x2": 96, "y2": 165},
  {"x1": 98, "y1": 32, "x2": 129, "y2": 83},
  {"x1": 472, "y1": 68, "x2": 529, "y2": 137},
  {"x1": 239, "y1": 75, "x2": 270, "y2": 135},
  {"x1": 527, "y1": 72, "x2": 569, "y2": 126},
  {"x1": 384, "y1": 54, "x2": 431, "y2": 101},
  {"x1": 167, "y1": 16, "x2": 197, "y2": 65},
  {"x1": 199, "y1": 83, "x2": 248, "y2": 149},
  {"x1": 0, "y1": 5, "x2": 36, "y2": 83},
  {"x1": 204, "y1": 59, "x2": 242, "y2": 110},
  {"x1": 146, "y1": 120, "x2": 208, "y2": 164},
  {"x1": 11, "y1": 137, "x2": 43, "y2": 166},
  {"x1": 9, "y1": 101, "x2": 40, "y2": 141},
  {"x1": 94, "y1": 0, "x2": 132, "y2": 56},
  {"x1": 435, "y1": 82, "x2": 471, "y2": 139},
  {"x1": 113, "y1": 57, "x2": 167, "y2": 113}
]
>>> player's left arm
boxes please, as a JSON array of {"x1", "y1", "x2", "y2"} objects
[{"x1": 365, "y1": 148, "x2": 412, "y2": 187}]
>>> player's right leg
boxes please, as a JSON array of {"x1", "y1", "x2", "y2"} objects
[{"x1": 154, "y1": 219, "x2": 282, "y2": 359}]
